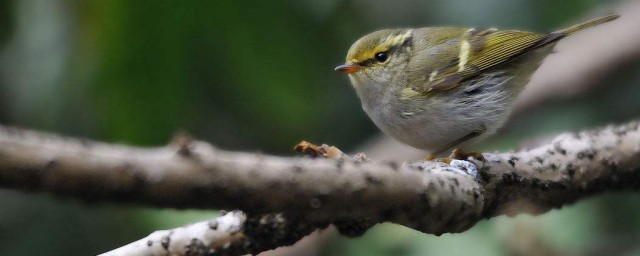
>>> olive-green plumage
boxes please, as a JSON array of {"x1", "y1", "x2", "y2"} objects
[{"x1": 337, "y1": 14, "x2": 619, "y2": 154}]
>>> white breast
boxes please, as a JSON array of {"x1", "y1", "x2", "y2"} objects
[{"x1": 356, "y1": 71, "x2": 519, "y2": 153}]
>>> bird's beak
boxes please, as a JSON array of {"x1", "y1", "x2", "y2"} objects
[{"x1": 335, "y1": 64, "x2": 363, "y2": 74}]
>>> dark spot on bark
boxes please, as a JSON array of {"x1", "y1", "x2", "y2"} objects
[
  {"x1": 385, "y1": 161, "x2": 399, "y2": 171},
  {"x1": 550, "y1": 163, "x2": 558, "y2": 170},
  {"x1": 421, "y1": 191, "x2": 432, "y2": 207},
  {"x1": 534, "y1": 157, "x2": 543, "y2": 164},
  {"x1": 508, "y1": 160, "x2": 515, "y2": 167},
  {"x1": 293, "y1": 164, "x2": 304, "y2": 174},
  {"x1": 177, "y1": 144, "x2": 192, "y2": 157},
  {"x1": 241, "y1": 213, "x2": 327, "y2": 254},
  {"x1": 451, "y1": 178, "x2": 459, "y2": 186},
  {"x1": 554, "y1": 143, "x2": 567, "y2": 155},
  {"x1": 566, "y1": 163, "x2": 576, "y2": 178},
  {"x1": 335, "y1": 159, "x2": 345, "y2": 172},
  {"x1": 185, "y1": 238, "x2": 207, "y2": 256},
  {"x1": 160, "y1": 234, "x2": 171, "y2": 250},
  {"x1": 501, "y1": 172, "x2": 519, "y2": 184},
  {"x1": 364, "y1": 173, "x2": 383, "y2": 186},
  {"x1": 147, "y1": 240, "x2": 153, "y2": 247},
  {"x1": 45, "y1": 159, "x2": 58, "y2": 169},
  {"x1": 600, "y1": 161, "x2": 618, "y2": 173},
  {"x1": 546, "y1": 149, "x2": 555, "y2": 155},
  {"x1": 209, "y1": 220, "x2": 219, "y2": 230},
  {"x1": 459, "y1": 202, "x2": 469, "y2": 212},
  {"x1": 577, "y1": 149, "x2": 596, "y2": 160},
  {"x1": 438, "y1": 179, "x2": 445, "y2": 187}
]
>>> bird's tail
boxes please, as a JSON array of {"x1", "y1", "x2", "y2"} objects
[{"x1": 555, "y1": 14, "x2": 620, "y2": 35}]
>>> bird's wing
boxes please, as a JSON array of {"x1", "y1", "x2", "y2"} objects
[{"x1": 423, "y1": 29, "x2": 557, "y2": 92}]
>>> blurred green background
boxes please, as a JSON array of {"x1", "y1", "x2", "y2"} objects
[{"x1": 0, "y1": 0, "x2": 639, "y2": 255}]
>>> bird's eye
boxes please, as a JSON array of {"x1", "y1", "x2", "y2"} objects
[{"x1": 374, "y1": 52, "x2": 388, "y2": 62}]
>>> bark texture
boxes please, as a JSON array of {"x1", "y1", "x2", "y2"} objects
[{"x1": 0, "y1": 121, "x2": 639, "y2": 255}]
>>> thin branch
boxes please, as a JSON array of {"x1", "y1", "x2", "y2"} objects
[
  {"x1": 99, "y1": 211, "x2": 324, "y2": 256},
  {"x1": 1, "y1": 121, "x2": 639, "y2": 255},
  {"x1": 100, "y1": 211, "x2": 248, "y2": 256}
]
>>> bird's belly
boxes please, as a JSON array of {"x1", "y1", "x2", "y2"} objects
[
  {"x1": 364, "y1": 73, "x2": 520, "y2": 153},
  {"x1": 368, "y1": 105, "x2": 488, "y2": 152}
]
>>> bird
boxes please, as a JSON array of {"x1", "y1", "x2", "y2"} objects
[{"x1": 335, "y1": 14, "x2": 619, "y2": 161}]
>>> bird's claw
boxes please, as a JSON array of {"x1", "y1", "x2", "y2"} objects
[{"x1": 427, "y1": 148, "x2": 485, "y2": 164}]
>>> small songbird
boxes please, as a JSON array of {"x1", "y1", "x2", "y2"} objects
[{"x1": 336, "y1": 14, "x2": 619, "y2": 159}]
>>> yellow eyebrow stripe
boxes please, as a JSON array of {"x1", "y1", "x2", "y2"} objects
[{"x1": 355, "y1": 30, "x2": 414, "y2": 64}]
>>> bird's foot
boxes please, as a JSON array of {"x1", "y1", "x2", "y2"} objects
[
  {"x1": 427, "y1": 148, "x2": 485, "y2": 163},
  {"x1": 426, "y1": 149, "x2": 484, "y2": 180},
  {"x1": 448, "y1": 148, "x2": 485, "y2": 162}
]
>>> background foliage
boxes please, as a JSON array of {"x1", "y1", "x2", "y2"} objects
[{"x1": 0, "y1": 0, "x2": 638, "y2": 255}]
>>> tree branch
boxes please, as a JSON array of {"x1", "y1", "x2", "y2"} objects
[
  {"x1": 1, "y1": 121, "x2": 639, "y2": 255},
  {"x1": 98, "y1": 210, "x2": 324, "y2": 256}
]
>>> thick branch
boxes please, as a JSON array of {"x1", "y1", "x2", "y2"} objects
[
  {"x1": 1, "y1": 121, "x2": 639, "y2": 255},
  {"x1": 0, "y1": 125, "x2": 482, "y2": 234}
]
